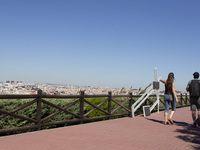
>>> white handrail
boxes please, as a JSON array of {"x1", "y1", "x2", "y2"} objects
[
  {"x1": 131, "y1": 76, "x2": 161, "y2": 118},
  {"x1": 131, "y1": 83, "x2": 152, "y2": 108},
  {"x1": 131, "y1": 88, "x2": 154, "y2": 118},
  {"x1": 150, "y1": 98, "x2": 159, "y2": 112}
]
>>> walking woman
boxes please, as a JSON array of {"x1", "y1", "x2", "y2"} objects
[{"x1": 160, "y1": 72, "x2": 179, "y2": 125}]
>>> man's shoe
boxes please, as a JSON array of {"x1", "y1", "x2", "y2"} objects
[
  {"x1": 196, "y1": 118, "x2": 200, "y2": 126},
  {"x1": 193, "y1": 122, "x2": 197, "y2": 128}
]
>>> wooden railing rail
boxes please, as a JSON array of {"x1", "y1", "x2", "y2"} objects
[{"x1": 0, "y1": 90, "x2": 190, "y2": 135}]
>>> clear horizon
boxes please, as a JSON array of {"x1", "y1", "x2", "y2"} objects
[{"x1": 1, "y1": 0, "x2": 200, "y2": 92}]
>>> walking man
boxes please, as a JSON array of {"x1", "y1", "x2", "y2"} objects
[{"x1": 186, "y1": 72, "x2": 200, "y2": 127}]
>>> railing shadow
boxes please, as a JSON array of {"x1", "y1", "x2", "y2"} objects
[
  {"x1": 175, "y1": 125, "x2": 200, "y2": 150},
  {"x1": 146, "y1": 118, "x2": 200, "y2": 149}
]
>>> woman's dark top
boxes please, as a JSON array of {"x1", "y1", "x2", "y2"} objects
[{"x1": 165, "y1": 81, "x2": 173, "y2": 95}]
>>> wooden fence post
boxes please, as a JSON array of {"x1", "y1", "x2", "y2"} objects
[
  {"x1": 80, "y1": 91, "x2": 84, "y2": 124},
  {"x1": 108, "y1": 91, "x2": 112, "y2": 119},
  {"x1": 37, "y1": 89, "x2": 42, "y2": 130},
  {"x1": 186, "y1": 93, "x2": 188, "y2": 105},
  {"x1": 180, "y1": 93, "x2": 183, "y2": 107},
  {"x1": 129, "y1": 92, "x2": 133, "y2": 117}
]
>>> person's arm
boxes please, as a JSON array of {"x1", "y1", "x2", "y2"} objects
[
  {"x1": 186, "y1": 86, "x2": 189, "y2": 92},
  {"x1": 160, "y1": 79, "x2": 166, "y2": 84},
  {"x1": 172, "y1": 82, "x2": 178, "y2": 102},
  {"x1": 186, "y1": 81, "x2": 190, "y2": 92}
]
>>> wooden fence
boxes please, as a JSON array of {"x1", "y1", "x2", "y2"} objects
[{"x1": 0, "y1": 90, "x2": 190, "y2": 135}]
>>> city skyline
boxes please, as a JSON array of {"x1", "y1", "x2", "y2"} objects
[
  {"x1": 1, "y1": 1, "x2": 200, "y2": 92},
  {"x1": 0, "y1": 80, "x2": 138, "y2": 95},
  {"x1": 0, "y1": 80, "x2": 185, "y2": 96}
]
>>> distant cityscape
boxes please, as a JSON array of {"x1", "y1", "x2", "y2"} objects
[{"x1": 0, "y1": 81, "x2": 186, "y2": 95}]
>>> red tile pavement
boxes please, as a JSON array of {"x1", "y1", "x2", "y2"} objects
[{"x1": 0, "y1": 107, "x2": 200, "y2": 150}]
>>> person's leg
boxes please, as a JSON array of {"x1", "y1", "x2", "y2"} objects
[
  {"x1": 190, "y1": 98, "x2": 197, "y2": 127},
  {"x1": 192, "y1": 111, "x2": 196, "y2": 122},
  {"x1": 197, "y1": 110, "x2": 200, "y2": 126},
  {"x1": 196, "y1": 99, "x2": 200, "y2": 119},
  {"x1": 191, "y1": 110, "x2": 197, "y2": 127},
  {"x1": 168, "y1": 98, "x2": 176, "y2": 124},
  {"x1": 164, "y1": 112, "x2": 168, "y2": 124},
  {"x1": 195, "y1": 99, "x2": 200, "y2": 126},
  {"x1": 169, "y1": 111, "x2": 175, "y2": 119},
  {"x1": 164, "y1": 100, "x2": 169, "y2": 124}
]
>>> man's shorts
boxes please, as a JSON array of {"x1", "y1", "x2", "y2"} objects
[{"x1": 190, "y1": 97, "x2": 200, "y2": 111}]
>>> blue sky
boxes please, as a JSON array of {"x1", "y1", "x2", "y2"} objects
[{"x1": 0, "y1": 0, "x2": 200, "y2": 91}]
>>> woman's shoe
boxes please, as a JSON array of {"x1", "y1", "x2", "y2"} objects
[
  {"x1": 168, "y1": 118, "x2": 174, "y2": 124},
  {"x1": 164, "y1": 121, "x2": 169, "y2": 125}
]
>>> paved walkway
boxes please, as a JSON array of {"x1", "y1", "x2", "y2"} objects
[{"x1": 0, "y1": 107, "x2": 200, "y2": 150}]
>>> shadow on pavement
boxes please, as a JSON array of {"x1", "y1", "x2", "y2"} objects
[
  {"x1": 146, "y1": 118, "x2": 200, "y2": 150},
  {"x1": 175, "y1": 125, "x2": 200, "y2": 150},
  {"x1": 145, "y1": 118, "x2": 163, "y2": 124},
  {"x1": 146, "y1": 118, "x2": 189, "y2": 126}
]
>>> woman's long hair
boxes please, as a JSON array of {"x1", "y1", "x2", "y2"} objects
[{"x1": 166, "y1": 72, "x2": 174, "y2": 94}]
